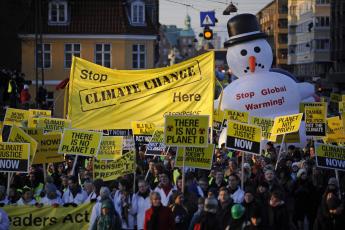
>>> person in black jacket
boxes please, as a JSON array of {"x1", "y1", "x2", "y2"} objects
[
  {"x1": 216, "y1": 187, "x2": 234, "y2": 229},
  {"x1": 193, "y1": 197, "x2": 222, "y2": 230},
  {"x1": 242, "y1": 186, "x2": 262, "y2": 230},
  {"x1": 268, "y1": 190, "x2": 289, "y2": 230}
]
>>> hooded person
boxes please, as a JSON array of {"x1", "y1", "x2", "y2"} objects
[
  {"x1": 91, "y1": 199, "x2": 122, "y2": 230},
  {"x1": 89, "y1": 187, "x2": 118, "y2": 230},
  {"x1": 40, "y1": 183, "x2": 63, "y2": 206}
]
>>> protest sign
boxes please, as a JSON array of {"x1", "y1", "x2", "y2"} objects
[
  {"x1": 330, "y1": 93, "x2": 342, "y2": 103},
  {"x1": 315, "y1": 143, "x2": 345, "y2": 171},
  {"x1": 145, "y1": 128, "x2": 167, "y2": 156},
  {"x1": 164, "y1": 115, "x2": 209, "y2": 147},
  {"x1": 37, "y1": 118, "x2": 71, "y2": 132},
  {"x1": 275, "y1": 132, "x2": 300, "y2": 143},
  {"x1": 339, "y1": 101, "x2": 345, "y2": 113},
  {"x1": 226, "y1": 121, "x2": 262, "y2": 155},
  {"x1": 97, "y1": 136, "x2": 123, "y2": 160},
  {"x1": 103, "y1": 129, "x2": 132, "y2": 136},
  {"x1": 28, "y1": 109, "x2": 52, "y2": 128},
  {"x1": 250, "y1": 116, "x2": 274, "y2": 140},
  {"x1": 122, "y1": 136, "x2": 135, "y2": 153},
  {"x1": 299, "y1": 102, "x2": 326, "y2": 120},
  {"x1": 93, "y1": 151, "x2": 135, "y2": 181},
  {"x1": 271, "y1": 113, "x2": 303, "y2": 136},
  {"x1": 8, "y1": 126, "x2": 37, "y2": 163},
  {"x1": 0, "y1": 142, "x2": 30, "y2": 173},
  {"x1": 222, "y1": 109, "x2": 249, "y2": 127},
  {"x1": 131, "y1": 121, "x2": 155, "y2": 152},
  {"x1": 325, "y1": 116, "x2": 345, "y2": 143},
  {"x1": 213, "y1": 110, "x2": 225, "y2": 131},
  {"x1": 3, "y1": 202, "x2": 92, "y2": 230},
  {"x1": 305, "y1": 105, "x2": 326, "y2": 136},
  {"x1": 31, "y1": 132, "x2": 64, "y2": 164},
  {"x1": 68, "y1": 52, "x2": 215, "y2": 130},
  {"x1": 58, "y1": 129, "x2": 102, "y2": 157},
  {"x1": 175, "y1": 144, "x2": 214, "y2": 169},
  {"x1": 3, "y1": 108, "x2": 29, "y2": 127}
]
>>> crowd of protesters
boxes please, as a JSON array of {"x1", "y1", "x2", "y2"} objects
[{"x1": 0, "y1": 137, "x2": 344, "y2": 230}]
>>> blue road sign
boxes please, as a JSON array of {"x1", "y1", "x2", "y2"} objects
[{"x1": 200, "y1": 11, "x2": 216, "y2": 27}]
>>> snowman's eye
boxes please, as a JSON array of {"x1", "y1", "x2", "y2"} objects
[
  {"x1": 254, "y1": 47, "x2": 261, "y2": 53},
  {"x1": 240, "y1": 49, "x2": 247, "y2": 56}
]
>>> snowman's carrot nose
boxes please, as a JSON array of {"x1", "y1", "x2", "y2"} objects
[{"x1": 249, "y1": 56, "x2": 256, "y2": 73}]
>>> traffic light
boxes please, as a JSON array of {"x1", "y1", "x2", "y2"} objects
[{"x1": 203, "y1": 26, "x2": 213, "y2": 40}]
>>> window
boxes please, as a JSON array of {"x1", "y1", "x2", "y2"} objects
[
  {"x1": 278, "y1": 19, "x2": 288, "y2": 28},
  {"x1": 131, "y1": 1, "x2": 145, "y2": 24},
  {"x1": 36, "y1": 44, "x2": 51, "y2": 68},
  {"x1": 316, "y1": 0, "x2": 330, "y2": 4},
  {"x1": 132, "y1": 44, "x2": 145, "y2": 69},
  {"x1": 315, "y1": 16, "x2": 330, "y2": 27},
  {"x1": 315, "y1": 39, "x2": 330, "y2": 50},
  {"x1": 48, "y1": 1, "x2": 68, "y2": 24},
  {"x1": 278, "y1": 34, "x2": 288, "y2": 44},
  {"x1": 95, "y1": 44, "x2": 111, "y2": 67},
  {"x1": 64, "y1": 44, "x2": 80, "y2": 68}
]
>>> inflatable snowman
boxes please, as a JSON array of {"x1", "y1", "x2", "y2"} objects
[{"x1": 218, "y1": 14, "x2": 315, "y2": 146}]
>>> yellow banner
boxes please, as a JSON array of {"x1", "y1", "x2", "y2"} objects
[
  {"x1": 330, "y1": 93, "x2": 342, "y2": 102},
  {"x1": 58, "y1": 129, "x2": 103, "y2": 157},
  {"x1": 224, "y1": 109, "x2": 249, "y2": 124},
  {"x1": 8, "y1": 126, "x2": 37, "y2": 163},
  {"x1": 3, "y1": 108, "x2": 29, "y2": 127},
  {"x1": 3, "y1": 203, "x2": 93, "y2": 230},
  {"x1": 67, "y1": 52, "x2": 215, "y2": 129},
  {"x1": 175, "y1": 144, "x2": 214, "y2": 169},
  {"x1": 97, "y1": 136, "x2": 123, "y2": 160},
  {"x1": 131, "y1": 121, "x2": 156, "y2": 135},
  {"x1": 325, "y1": 116, "x2": 345, "y2": 142},
  {"x1": 37, "y1": 118, "x2": 71, "y2": 132},
  {"x1": 271, "y1": 113, "x2": 303, "y2": 136},
  {"x1": 226, "y1": 121, "x2": 262, "y2": 155},
  {"x1": 93, "y1": 151, "x2": 135, "y2": 181},
  {"x1": 0, "y1": 142, "x2": 30, "y2": 173},
  {"x1": 250, "y1": 116, "x2": 274, "y2": 141},
  {"x1": 164, "y1": 115, "x2": 209, "y2": 147}
]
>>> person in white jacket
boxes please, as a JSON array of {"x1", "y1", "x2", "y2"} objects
[
  {"x1": 154, "y1": 171, "x2": 176, "y2": 206},
  {"x1": 16, "y1": 186, "x2": 36, "y2": 206},
  {"x1": 0, "y1": 208, "x2": 9, "y2": 230},
  {"x1": 227, "y1": 173, "x2": 244, "y2": 204},
  {"x1": 40, "y1": 183, "x2": 63, "y2": 206},
  {"x1": 132, "y1": 179, "x2": 151, "y2": 230},
  {"x1": 113, "y1": 179, "x2": 135, "y2": 229},
  {"x1": 62, "y1": 176, "x2": 88, "y2": 206}
]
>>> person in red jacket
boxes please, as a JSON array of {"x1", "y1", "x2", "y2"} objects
[
  {"x1": 20, "y1": 84, "x2": 31, "y2": 105},
  {"x1": 144, "y1": 192, "x2": 175, "y2": 230}
]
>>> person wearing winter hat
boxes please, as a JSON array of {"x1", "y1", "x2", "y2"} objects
[
  {"x1": 91, "y1": 199, "x2": 121, "y2": 230},
  {"x1": 40, "y1": 183, "x2": 63, "y2": 207},
  {"x1": 192, "y1": 197, "x2": 222, "y2": 230},
  {"x1": 291, "y1": 162, "x2": 300, "y2": 181}
]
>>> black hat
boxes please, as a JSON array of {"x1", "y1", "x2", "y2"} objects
[{"x1": 224, "y1": 14, "x2": 266, "y2": 48}]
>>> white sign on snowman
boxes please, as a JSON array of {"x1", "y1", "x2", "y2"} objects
[{"x1": 219, "y1": 14, "x2": 315, "y2": 146}]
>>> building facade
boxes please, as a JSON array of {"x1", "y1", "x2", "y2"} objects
[
  {"x1": 158, "y1": 15, "x2": 197, "y2": 67},
  {"x1": 288, "y1": 0, "x2": 331, "y2": 81},
  {"x1": 257, "y1": 0, "x2": 289, "y2": 70},
  {"x1": 19, "y1": 0, "x2": 159, "y2": 117}
]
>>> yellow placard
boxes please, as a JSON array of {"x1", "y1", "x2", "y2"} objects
[
  {"x1": 299, "y1": 102, "x2": 326, "y2": 114},
  {"x1": 305, "y1": 105, "x2": 326, "y2": 136},
  {"x1": 131, "y1": 121, "x2": 156, "y2": 135},
  {"x1": 224, "y1": 109, "x2": 249, "y2": 124},
  {"x1": 28, "y1": 109, "x2": 52, "y2": 117},
  {"x1": 164, "y1": 115, "x2": 209, "y2": 147},
  {"x1": 0, "y1": 121, "x2": 3, "y2": 142},
  {"x1": 315, "y1": 143, "x2": 345, "y2": 171},
  {"x1": 339, "y1": 101, "x2": 345, "y2": 113},
  {"x1": 146, "y1": 128, "x2": 167, "y2": 155},
  {"x1": 174, "y1": 144, "x2": 214, "y2": 169},
  {"x1": 226, "y1": 121, "x2": 262, "y2": 155},
  {"x1": 31, "y1": 132, "x2": 64, "y2": 164},
  {"x1": 250, "y1": 116, "x2": 274, "y2": 141},
  {"x1": 97, "y1": 136, "x2": 123, "y2": 160},
  {"x1": 3, "y1": 203, "x2": 92, "y2": 230},
  {"x1": 21, "y1": 127, "x2": 45, "y2": 137},
  {"x1": 67, "y1": 52, "x2": 215, "y2": 130},
  {"x1": 58, "y1": 129, "x2": 103, "y2": 157},
  {"x1": 3, "y1": 108, "x2": 29, "y2": 127},
  {"x1": 213, "y1": 109, "x2": 225, "y2": 130},
  {"x1": 93, "y1": 151, "x2": 135, "y2": 181},
  {"x1": 0, "y1": 142, "x2": 30, "y2": 173},
  {"x1": 325, "y1": 116, "x2": 345, "y2": 142},
  {"x1": 271, "y1": 113, "x2": 303, "y2": 136},
  {"x1": 37, "y1": 117, "x2": 71, "y2": 132},
  {"x1": 8, "y1": 126, "x2": 37, "y2": 163},
  {"x1": 330, "y1": 93, "x2": 342, "y2": 102},
  {"x1": 275, "y1": 132, "x2": 300, "y2": 143}
]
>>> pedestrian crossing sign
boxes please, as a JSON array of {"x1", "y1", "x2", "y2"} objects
[{"x1": 200, "y1": 11, "x2": 215, "y2": 27}]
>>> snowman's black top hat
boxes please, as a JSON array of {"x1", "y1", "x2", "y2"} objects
[{"x1": 224, "y1": 13, "x2": 266, "y2": 48}]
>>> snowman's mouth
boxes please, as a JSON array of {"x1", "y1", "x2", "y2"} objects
[{"x1": 243, "y1": 63, "x2": 265, "y2": 73}]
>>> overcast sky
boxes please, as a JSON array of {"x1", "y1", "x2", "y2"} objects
[{"x1": 159, "y1": 0, "x2": 272, "y2": 44}]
